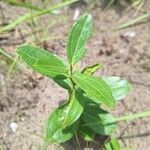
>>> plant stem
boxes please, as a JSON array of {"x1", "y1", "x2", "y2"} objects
[
  {"x1": 40, "y1": 141, "x2": 49, "y2": 150},
  {"x1": 115, "y1": 111, "x2": 150, "y2": 123},
  {"x1": 7, "y1": 55, "x2": 19, "y2": 80},
  {"x1": 75, "y1": 131, "x2": 81, "y2": 150},
  {"x1": 0, "y1": 48, "x2": 14, "y2": 61}
]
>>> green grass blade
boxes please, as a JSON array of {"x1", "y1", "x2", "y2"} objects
[
  {"x1": 0, "y1": 0, "x2": 79, "y2": 33},
  {"x1": 114, "y1": 13, "x2": 150, "y2": 30},
  {"x1": 115, "y1": 111, "x2": 150, "y2": 122}
]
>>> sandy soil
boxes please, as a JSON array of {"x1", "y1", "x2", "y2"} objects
[{"x1": 0, "y1": 1, "x2": 150, "y2": 150}]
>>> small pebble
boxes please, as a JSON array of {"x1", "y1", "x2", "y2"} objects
[
  {"x1": 122, "y1": 31, "x2": 136, "y2": 38},
  {"x1": 9, "y1": 122, "x2": 18, "y2": 133},
  {"x1": 73, "y1": 7, "x2": 80, "y2": 21}
]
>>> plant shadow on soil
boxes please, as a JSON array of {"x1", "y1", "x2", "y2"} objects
[{"x1": 61, "y1": 135, "x2": 108, "y2": 150}]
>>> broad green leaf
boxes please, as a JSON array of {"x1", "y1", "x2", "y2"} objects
[
  {"x1": 67, "y1": 14, "x2": 93, "y2": 64},
  {"x1": 45, "y1": 90, "x2": 85, "y2": 142},
  {"x1": 110, "y1": 138, "x2": 121, "y2": 150},
  {"x1": 82, "y1": 102, "x2": 116, "y2": 135},
  {"x1": 102, "y1": 76, "x2": 131, "y2": 101},
  {"x1": 72, "y1": 73, "x2": 115, "y2": 108},
  {"x1": 82, "y1": 63, "x2": 103, "y2": 75},
  {"x1": 16, "y1": 45, "x2": 69, "y2": 79}
]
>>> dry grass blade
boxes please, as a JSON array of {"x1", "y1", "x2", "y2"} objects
[
  {"x1": 0, "y1": 0, "x2": 79, "y2": 33},
  {"x1": 0, "y1": 48, "x2": 14, "y2": 61},
  {"x1": 114, "y1": 12, "x2": 150, "y2": 30},
  {"x1": 4, "y1": 0, "x2": 42, "y2": 11}
]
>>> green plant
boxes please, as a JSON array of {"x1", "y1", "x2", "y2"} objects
[{"x1": 16, "y1": 14, "x2": 150, "y2": 149}]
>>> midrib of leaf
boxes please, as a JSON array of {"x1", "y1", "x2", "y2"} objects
[
  {"x1": 72, "y1": 46, "x2": 86, "y2": 64},
  {"x1": 72, "y1": 18, "x2": 87, "y2": 62},
  {"x1": 33, "y1": 66, "x2": 68, "y2": 76},
  {"x1": 68, "y1": 16, "x2": 88, "y2": 63},
  {"x1": 62, "y1": 90, "x2": 76, "y2": 126}
]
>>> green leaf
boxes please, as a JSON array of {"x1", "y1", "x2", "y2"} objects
[
  {"x1": 82, "y1": 63, "x2": 103, "y2": 75},
  {"x1": 72, "y1": 73, "x2": 115, "y2": 108},
  {"x1": 104, "y1": 138, "x2": 121, "y2": 150},
  {"x1": 102, "y1": 76, "x2": 131, "y2": 101},
  {"x1": 53, "y1": 78, "x2": 72, "y2": 90},
  {"x1": 46, "y1": 120, "x2": 79, "y2": 143},
  {"x1": 45, "y1": 89, "x2": 85, "y2": 142},
  {"x1": 67, "y1": 14, "x2": 93, "y2": 64},
  {"x1": 16, "y1": 45, "x2": 69, "y2": 79},
  {"x1": 82, "y1": 102, "x2": 116, "y2": 135}
]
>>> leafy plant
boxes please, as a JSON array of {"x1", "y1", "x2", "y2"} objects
[{"x1": 16, "y1": 14, "x2": 150, "y2": 149}]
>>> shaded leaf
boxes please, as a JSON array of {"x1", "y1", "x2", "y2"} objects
[
  {"x1": 45, "y1": 90, "x2": 85, "y2": 142},
  {"x1": 72, "y1": 73, "x2": 115, "y2": 108},
  {"x1": 53, "y1": 78, "x2": 72, "y2": 90},
  {"x1": 67, "y1": 14, "x2": 92, "y2": 64},
  {"x1": 82, "y1": 102, "x2": 116, "y2": 135},
  {"x1": 16, "y1": 45, "x2": 69, "y2": 79},
  {"x1": 78, "y1": 125, "x2": 94, "y2": 141},
  {"x1": 102, "y1": 76, "x2": 131, "y2": 101}
]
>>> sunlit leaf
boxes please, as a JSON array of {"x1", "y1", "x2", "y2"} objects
[
  {"x1": 72, "y1": 73, "x2": 115, "y2": 108},
  {"x1": 104, "y1": 138, "x2": 121, "y2": 150},
  {"x1": 16, "y1": 45, "x2": 69, "y2": 79},
  {"x1": 67, "y1": 14, "x2": 92, "y2": 64},
  {"x1": 82, "y1": 63, "x2": 103, "y2": 75}
]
